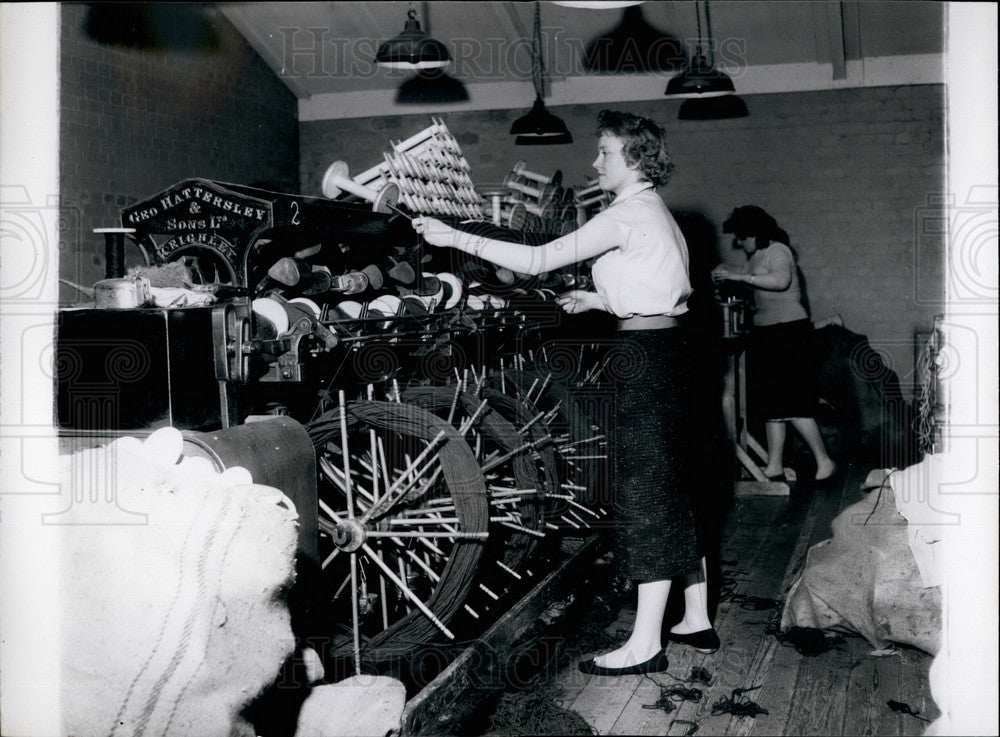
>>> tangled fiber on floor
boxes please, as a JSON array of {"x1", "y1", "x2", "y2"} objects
[
  {"x1": 771, "y1": 625, "x2": 847, "y2": 656},
  {"x1": 710, "y1": 686, "x2": 769, "y2": 718},
  {"x1": 561, "y1": 593, "x2": 621, "y2": 657},
  {"x1": 483, "y1": 678, "x2": 595, "y2": 736},
  {"x1": 887, "y1": 699, "x2": 931, "y2": 723},
  {"x1": 641, "y1": 681, "x2": 704, "y2": 716}
]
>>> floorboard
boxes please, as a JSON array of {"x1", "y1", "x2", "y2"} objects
[
  {"x1": 734, "y1": 467, "x2": 858, "y2": 737},
  {"x1": 569, "y1": 671, "x2": 641, "y2": 735},
  {"x1": 553, "y1": 456, "x2": 939, "y2": 737}
]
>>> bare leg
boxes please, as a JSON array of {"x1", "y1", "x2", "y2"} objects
[
  {"x1": 763, "y1": 420, "x2": 786, "y2": 477},
  {"x1": 670, "y1": 557, "x2": 713, "y2": 634},
  {"x1": 788, "y1": 417, "x2": 837, "y2": 479},
  {"x1": 721, "y1": 364, "x2": 737, "y2": 441},
  {"x1": 593, "y1": 579, "x2": 670, "y2": 669}
]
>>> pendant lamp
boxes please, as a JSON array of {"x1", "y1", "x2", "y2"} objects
[
  {"x1": 664, "y1": 1, "x2": 741, "y2": 99},
  {"x1": 679, "y1": 94, "x2": 748, "y2": 119},
  {"x1": 583, "y1": 4, "x2": 685, "y2": 73},
  {"x1": 376, "y1": 5, "x2": 450, "y2": 70},
  {"x1": 85, "y1": 3, "x2": 220, "y2": 51},
  {"x1": 510, "y1": 1, "x2": 573, "y2": 145},
  {"x1": 396, "y1": 69, "x2": 469, "y2": 104}
]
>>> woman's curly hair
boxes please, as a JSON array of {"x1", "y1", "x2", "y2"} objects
[{"x1": 596, "y1": 109, "x2": 675, "y2": 187}]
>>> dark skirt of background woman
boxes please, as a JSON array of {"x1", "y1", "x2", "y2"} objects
[
  {"x1": 749, "y1": 318, "x2": 820, "y2": 420},
  {"x1": 610, "y1": 327, "x2": 702, "y2": 582}
]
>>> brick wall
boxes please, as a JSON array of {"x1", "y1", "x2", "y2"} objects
[
  {"x1": 300, "y1": 85, "x2": 945, "y2": 390},
  {"x1": 59, "y1": 4, "x2": 299, "y2": 296}
]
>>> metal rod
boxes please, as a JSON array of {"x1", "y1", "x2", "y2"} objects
[
  {"x1": 446, "y1": 380, "x2": 462, "y2": 425},
  {"x1": 361, "y1": 430, "x2": 448, "y2": 523},
  {"x1": 548, "y1": 494, "x2": 602, "y2": 518},
  {"x1": 320, "y1": 456, "x2": 374, "y2": 502},
  {"x1": 517, "y1": 410, "x2": 547, "y2": 435},
  {"x1": 481, "y1": 440, "x2": 536, "y2": 474},
  {"x1": 488, "y1": 487, "x2": 539, "y2": 497},
  {"x1": 350, "y1": 552, "x2": 362, "y2": 675},
  {"x1": 378, "y1": 451, "x2": 445, "y2": 513},
  {"x1": 458, "y1": 398, "x2": 490, "y2": 436},
  {"x1": 567, "y1": 509, "x2": 590, "y2": 527},
  {"x1": 496, "y1": 560, "x2": 523, "y2": 580},
  {"x1": 338, "y1": 392, "x2": 355, "y2": 520},
  {"x1": 386, "y1": 202, "x2": 412, "y2": 220},
  {"x1": 560, "y1": 434, "x2": 606, "y2": 449},
  {"x1": 367, "y1": 530, "x2": 489, "y2": 539},
  {"x1": 499, "y1": 521, "x2": 547, "y2": 538},
  {"x1": 388, "y1": 516, "x2": 462, "y2": 525},
  {"x1": 361, "y1": 541, "x2": 455, "y2": 639}
]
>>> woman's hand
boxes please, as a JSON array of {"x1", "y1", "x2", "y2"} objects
[
  {"x1": 411, "y1": 216, "x2": 458, "y2": 248},
  {"x1": 556, "y1": 290, "x2": 604, "y2": 314},
  {"x1": 711, "y1": 264, "x2": 736, "y2": 284}
]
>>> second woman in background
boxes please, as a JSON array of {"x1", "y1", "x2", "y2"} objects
[{"x1": 712, "y1": 205, "x2": 837, "y2": 482}]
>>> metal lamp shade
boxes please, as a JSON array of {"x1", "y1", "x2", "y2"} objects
[
  {"x1": 376, "y1": 15, "x2": 451, "y2": 70},
  {"x1": 678, "y1": 94, "x2": 749, "y2": 119},
  {"x1": 664, "y1": 54, "x2": 735, "y2": 98},
  {"x1": 396, "y1": 70, "x2": 469, "y2": 104},
  {"x1": 510, "y1": 97, "x2": 574, "y2": 145}
]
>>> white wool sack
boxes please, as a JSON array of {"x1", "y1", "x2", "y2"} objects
[
  {"x1": 295, "y1": 677, "x2": 406, "y2": 737},
  {"x1": 59, "y1": 428, "x2": 299, "y2": 737}
]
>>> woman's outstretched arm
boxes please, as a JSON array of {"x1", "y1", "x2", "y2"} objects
[{"x1": 412, "y1": 214, "x2": 620, "y2": 275}]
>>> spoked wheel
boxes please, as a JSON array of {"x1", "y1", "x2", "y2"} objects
[
  {"x1": 399, "y1": 384, "x2": 549, "y2": 615},
  {"x1": 491, "y1": 365, "x2": 609, "y2": 528},
  {"x1": 475, "y1": 385, "x2": 561, "y2": 546},
  {"x1": 306, "y1": 398, "x2": 489, "y2": 669}
]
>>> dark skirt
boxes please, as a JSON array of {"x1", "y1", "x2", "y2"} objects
[
  {"x1": 611, "y1": 327, "x2": 701, "y2": 582},
  {"x1": 749, "y1": 318, "x2": 820, "y2": 420}
]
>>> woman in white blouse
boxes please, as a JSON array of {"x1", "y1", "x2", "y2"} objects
[{"x1": 413, "y1": 110, "x2": 717, "y2": 676}]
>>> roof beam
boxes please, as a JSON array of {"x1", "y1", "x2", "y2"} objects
[{"x1": 812, "y1": 1, "x2": 847, "y2": 80}]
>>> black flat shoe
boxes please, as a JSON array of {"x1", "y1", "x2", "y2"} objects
[
  {"x1": 813, "y1": 462, "x2": 842, "y2": 483},
  {"x1": 666, "y1": 628, "x2": 720, "y2": 654},
  {"x1": 578, "y1": 650, "x2": 670, "y2": 676}
]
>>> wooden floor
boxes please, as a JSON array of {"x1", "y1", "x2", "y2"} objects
[{"x1": 551, "y1": 461, "x2": 940, "y2": 736}]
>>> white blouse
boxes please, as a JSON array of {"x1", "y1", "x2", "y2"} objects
[{"x1": 589, "y1": 182, "x2": 692, "y2": 318}]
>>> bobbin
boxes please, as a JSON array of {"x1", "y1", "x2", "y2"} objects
[
  {"x1": 354, "y1": 160, "x2": 390, "y2": 186},
  {"x1": 431, "y1": 116, "x2": 463, "y2": 153},
  {"x1": 321, "y1": 161, "x2": 400, "y2": 214},
  {"x1": 502, "y1": 172, "x2": 559, "y2": 204},
  {"x1": 498, "y1": 202, "x2": 528, "y2": 230},
  {"x1": 574, "y1": 178, "x2": 603, "y2": 201},
  {"x1": 522, "y1": 212, "x2": 543, "y2": 233},
  {"x1": 392, "y1": 121, "x2": 448, "y2": 154},
  {"x1": 575, "y1": 189, "x2": 612, "y2": 209},
  {"x1": 511, "y1": 160, "x2": 563, "y2": 188},
  {"x1": 518, "y1": 199, "x2": 560, "y2": 221}
]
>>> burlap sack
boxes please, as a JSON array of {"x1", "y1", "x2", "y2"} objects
[{"x1": 781, "y1": 481, "x2": 941, "y2": 655}]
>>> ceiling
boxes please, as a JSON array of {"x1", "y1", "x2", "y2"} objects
[{"x1": 217, "y1": 1, "x2": 945, "y2": 101}]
